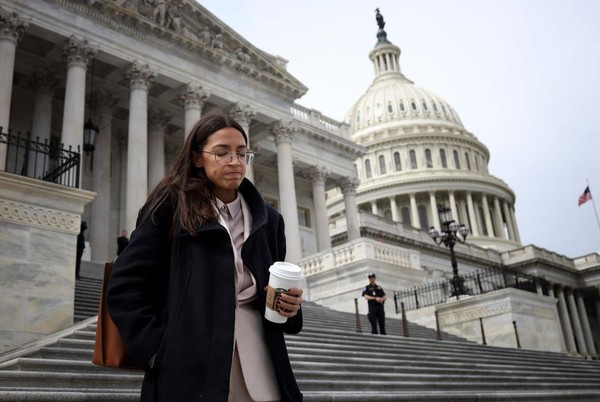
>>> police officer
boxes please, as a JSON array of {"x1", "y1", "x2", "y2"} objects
[{"x1": 362, "y1": 272, "x2": 387, "y2": 335}]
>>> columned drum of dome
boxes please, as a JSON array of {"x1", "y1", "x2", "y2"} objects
[{"x1": 327, "y1": 10, "x2": 521, "y2": 252}]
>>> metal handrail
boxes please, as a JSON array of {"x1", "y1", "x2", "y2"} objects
[
  {"x1": 0, "y1": 127, "x2": 80, "y2": 188},
  {"x1": 393, "y1": 266, "x2": 549, "y2": 312}
]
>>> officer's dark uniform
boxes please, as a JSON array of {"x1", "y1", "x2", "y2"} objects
[{"x1": 362, "y1": 278, "x2": 386, "y2": 335}]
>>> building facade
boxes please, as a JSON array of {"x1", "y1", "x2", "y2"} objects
[{"x1": 0, "y1": 0, "x2": 598, "y2": 357}]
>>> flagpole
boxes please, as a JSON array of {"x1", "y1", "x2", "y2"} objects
[{"x1": 587, "y1": 179, "x2": 600, "y2": 235}]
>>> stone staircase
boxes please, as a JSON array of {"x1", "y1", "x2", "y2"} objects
[{"x1": 1, "y1": 268, "x2": 600, "y2": 401}]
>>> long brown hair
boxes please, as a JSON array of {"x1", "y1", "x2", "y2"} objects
[{"x1": 143, "y1": 114, "x2": 248, "y2": 236}]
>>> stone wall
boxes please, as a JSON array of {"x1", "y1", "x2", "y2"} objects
[{"x1": 0, "y1": 172, "x2": 94, "y2": 353}]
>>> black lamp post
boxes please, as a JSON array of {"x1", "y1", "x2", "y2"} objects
[
  {"x1": 428, "y1": 205, "x2": 469, "y2": 298},
  {"x1": 83, "y1": 60, "x2": 99, "y2": 169}
]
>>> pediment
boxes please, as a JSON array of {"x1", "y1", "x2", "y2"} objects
[{"x1": 63, "y1": 0, "x2": 307, "y2": 99}]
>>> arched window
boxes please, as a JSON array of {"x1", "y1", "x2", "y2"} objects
[
  {"x1": 475, "y1": 155, "x2": 480, "y2": 171},
  {"x1": 355, "y1": 112, "x2": 360, "y2": 124},
  {"x1": 365, "y1": 159, "x2": 372, "y2": 178},
  {"x1": 422, "y1": 101, "x2": 429, "y2": 112},
  {"x1": 453, "y1": 150, "x2": 461, "y2": 169},
  {"x1": 409, "y1": 149, "x2": 418, "y2": 169},
  {"x1": 411, "y1": 101, "x2": 418, "y2": 111},
  {"x1": 440, "y1": 149, "x2": 447, "y2": 168},
  {"x1": 401, "y1": 207, "x2": 411, "y2": 225},
  {"x1": 425, "y1": 148, "x2": 433, "y2": 168},
  {"x1": 384, "y1": 209, "x2": 392, "y2": 220},
  {"x1": 387, "y1": 102, "x2": 393, "y2": 114},
  {"x1": 399, "y1": 101, "x2": 405, "y2": 112},
  {"x1": 378, "y1": 155, "x2": 386, "y2": 174},
  {"x1": 394, "y1": 152, "x2": 402, "y2": 171},
  {"x1": 418, "y1": 205, "x2": 429, "y2": 230},
  {"x1": 465, "y1": 152, "x2": 471, "y2": 170},
  {"x1": 432, "y1": 102, "x2": 438, "y2": 112}
]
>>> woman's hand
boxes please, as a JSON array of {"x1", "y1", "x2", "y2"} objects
[{"x1": 265, "y1": 287, "x2": 303, "y2": 318}]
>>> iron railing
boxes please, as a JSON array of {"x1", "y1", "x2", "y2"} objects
[
  {"x1": 0, "y1": 127, "x2": 80, "y2": 188},
  {"x1": 393, "y1": 267, "x2": 550, "y2": 312}
]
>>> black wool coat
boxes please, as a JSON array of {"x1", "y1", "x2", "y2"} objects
[{"x1": 107, "y1": 179, "x2": 303, "y2": 402}]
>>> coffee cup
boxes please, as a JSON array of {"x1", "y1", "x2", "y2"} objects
[{"x1": 264, "y1": 261, "x2": 304, "y2": 323}]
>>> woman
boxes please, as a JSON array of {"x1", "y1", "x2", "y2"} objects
[{"x1": 107, "y1": 114, "x2": 304, "y2": 402}]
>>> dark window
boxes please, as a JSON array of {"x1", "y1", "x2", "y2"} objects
[
  {"x1": 432, "y1": 102, "x2": 438, "y2": 112},
  {"x1": 378, "y1": 155, "x2": 386, "y2": 174},
  {"x1": 440, "y1": 149, "x2": 447, "y2": 168},
  {"x1": 401, "y1": 207, "x2": 411, "y2": 225},
  {"x1": 399, "y1": 102, "x2": 405, "y2": 112},
  {"x1": 465, "y1": 152, "x2": 471, "y2": 170},
  {"x1": 411, "y1": 101, "x2": 417, "y2": 111},
  {"x1": 394, "y1": 152, "x2": 402, "y2": 171},
  {"x1": 410, "y1": 150, "x2": 418, "y2": 169},
  {"x1": 422, "y1": 101, "x2": 428, "y2": 111},
  {"x1": 365, "y1": 159, "x2": 372, "y2": 178},
  {"x1": 418, "y1": 205, "x2": 429, "y2": 229},
  {"x1": 387, "y1": 102, "x2": 393, "y2": 113},
  {"x1": 425, "y1": 149, "x2": 433, "y2": 168},
  {"x1": 453, "y1": 150, "x2": 461, "y2": 169}
]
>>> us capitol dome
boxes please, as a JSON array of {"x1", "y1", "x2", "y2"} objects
[{"x1": 328, "y1": 10, "x2": 521, "y2": 252}]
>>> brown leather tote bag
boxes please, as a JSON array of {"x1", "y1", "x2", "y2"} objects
[{"x1": 92, "y1": 262, "x2": 140, "y2": 369}]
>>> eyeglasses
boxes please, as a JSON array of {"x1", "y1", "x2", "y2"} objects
[{"x1": 202, "y1": 150, "x2": 254, "y2": 166}]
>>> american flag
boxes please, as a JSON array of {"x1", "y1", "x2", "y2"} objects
[{"x1": 578, "y1": 186, "x2": 592, "y2": 206}]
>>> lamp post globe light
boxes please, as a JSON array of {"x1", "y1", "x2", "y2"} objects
[{"x1": 428, "y1": 206, "x2": 470, "y2": 298}]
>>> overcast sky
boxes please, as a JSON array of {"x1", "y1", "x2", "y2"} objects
[{"x1": 200, "y1": 0, "x2": 600, "y2": 259}]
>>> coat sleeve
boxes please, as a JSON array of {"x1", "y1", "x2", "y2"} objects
[{"x1": 106, "y1": 202, "x2": 173, "y2": 369}]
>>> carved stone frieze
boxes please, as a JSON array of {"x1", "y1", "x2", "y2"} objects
[
  {"x1": 0, "y1": 199, "x2": 80, "y2": 234},
  {"x1": 53, "y1": 0, "x2": 307, "y2": 98}
]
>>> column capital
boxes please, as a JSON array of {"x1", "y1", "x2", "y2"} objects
[
  {"x1": 28, "y1": 69, "x2": 59, "y2": 96},
  {"x1": 270, "y1": 120, "x2": 296, "y2": 144},
  {"x1": 179, "y1": 83, "x2": 209, "y2": 109},
  {"x1": 229, "y1": 102, "x2": 256, "y2": 127},
  {"x1": 126, "y1": 60, "x2": 156, "y2": 90},
  {"x1": 0, "y1": 9, "x2": 29, "y2": 42},
  {"x1": 306, "y1": 165, "x2": 329, "y2": 184},
  {"x1": 92, "y1": 88, "x2": 119, "y2": 114},
  {"x1": 148, "y1": 107, "x2": 172, "y2": 129},
  {"x1": 62, "y1": 35, "x2": 97, "y2": 67},
  {"x1": 339, "y1": 176, "x2": 360, "y2": 195}
]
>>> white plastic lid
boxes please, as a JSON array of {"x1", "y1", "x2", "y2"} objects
[{"x1": 269, "y1": 261, "x2": 304, "y2": 280}]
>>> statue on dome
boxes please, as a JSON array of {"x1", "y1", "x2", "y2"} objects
[{"x1": 375, "y1": 8, "x2": 385, "y2": 30}]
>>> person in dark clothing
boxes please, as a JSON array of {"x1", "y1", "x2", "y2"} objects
[
  {"x1": 75, "y1": 221, "x2": 87, "y2": 279},
  {"x1": 106, "y1": 114, "x2": 304, "y2": 402},
  {"x1": 116, "y1": 230, "x2": 129, "y2": 256},
  {"x1": 362, "y1": 272, "x2": 387, "y2": 334}
]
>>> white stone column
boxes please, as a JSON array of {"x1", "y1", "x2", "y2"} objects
[
  {"x1": 389, "y1": 196, "x2": 399, "y2": 221},
  {"x1": 481, "y1": 194, "x2": 494, "y2": 237},
  {"x1": 556, "y1": 286, "x2": 577, "y2": 353},
  {"x1": 575, "y1": 291, "x2": 597, "y2": 356},
  {"x1": 125, "y1": 61, "x2": 156, "y2": 233},
  {"x1": 409, "y1": 193, "x2": 420, "y2": 229},
  {"x1": 271, "y1": 121, "x2": 301, "y2": 262},
  {"x1": 0, "y1": 10, "x2": 28, "y2": 169},
  {"x1": 90, "y1": 89, "x2": 118, "y2": 262},
  {"x1": 61, "y1": 36, "x2": 97, "y2": 186},
  {"x1": 307, "y1": 166, "x2": 331, "y2": 251},
  {"x1": 566, "y1": 288, "x2": 588, "y2": 354},
  {"x1": 229, "y1": 103, "x2": 256, "y2": 182},
  {"x1": 449, "y1": 191, "x2": 458, "y2": 222},
  {"x1": 509, "y1": 205, "x2": 521, "y2": 244},
  {"x1": 28, "y1": 70, "x2": 57, "y2": 176},
  {"x1": 147, "y1": 108, "x2": 170, "y2": 191},
  {"x1": 429, "y1": 191, "x2": 440, "y2": 229},
  {"x1": 179, "y1": 83, "x2": 208, "y2": 138},
  {"x1": 466, "y1": 192, "x2": 479, "y2": 236},
  {"x1": 340, "y1": 177, "x2": 360, "y2": 241},
  {"x1": 493, "y1": 196, "x2": 505, "y2": 239},
  {"x1": 502, "y1": 200, "x2": 515, "y2": 241},
  {"x1": 370, "y1": 200, "x2": 378, "y2": 215}
]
